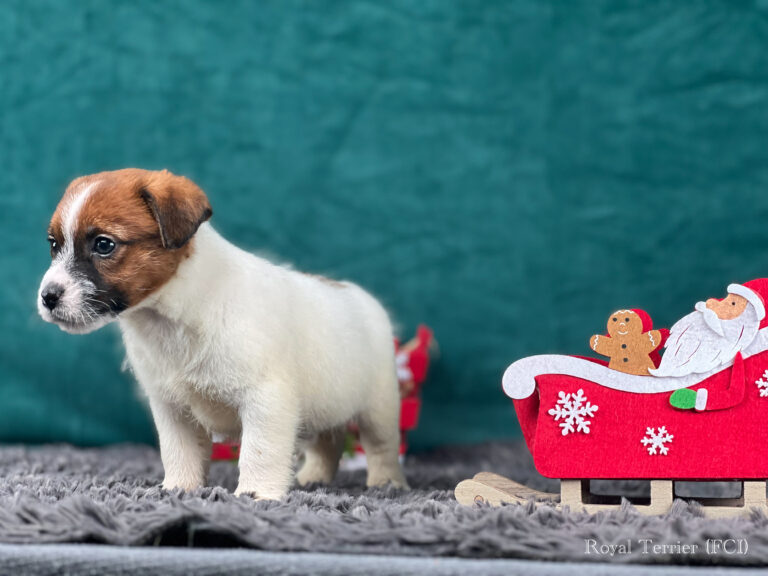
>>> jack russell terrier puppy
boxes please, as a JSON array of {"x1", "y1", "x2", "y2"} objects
[{"x1": 38, "y1": 169, "x2": 407, "y2": 499}]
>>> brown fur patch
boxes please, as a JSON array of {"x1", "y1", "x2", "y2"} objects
[{"x1": 49, "y1": 169, "x2": 212, "y2": 309}]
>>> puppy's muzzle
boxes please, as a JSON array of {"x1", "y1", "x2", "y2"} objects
[{"x1": 41, "y1": 283, "x2": 65, "y2": 311}]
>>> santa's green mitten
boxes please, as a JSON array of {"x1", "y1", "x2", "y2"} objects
[{"x1": 670, "y1": 388, "x2": 696, "y2": 410}]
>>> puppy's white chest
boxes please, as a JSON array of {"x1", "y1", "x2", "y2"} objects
[
  {"x1": 121, "y1": 309, "x2": 221, "y2": 399},
  {"x1": 122, "y1": 312, "x2": 243, "y2": 436}
]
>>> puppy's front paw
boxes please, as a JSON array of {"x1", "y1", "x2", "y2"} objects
[
  {"x1": 234, "y1": 484, "x2": 284, "y2": 500},
  {"x1": 162, "y1": 477, "x2": 203, "y2": 492}
]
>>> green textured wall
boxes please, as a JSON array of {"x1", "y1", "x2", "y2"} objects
[{"x1": 1, "y1": 1, "x2": 768, "y2": 449}]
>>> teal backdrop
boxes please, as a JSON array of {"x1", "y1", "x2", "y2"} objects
[{"x1": 1, "y1": 1, "x2": 768, "y2": 449}]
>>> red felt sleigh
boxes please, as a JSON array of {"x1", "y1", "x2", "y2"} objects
[
  {"x1": 456, "y1": 281, "x2": 768, "y2": 516},
  {"x1": 512, "y1": 351, "x2": 767, "y2": 480}
]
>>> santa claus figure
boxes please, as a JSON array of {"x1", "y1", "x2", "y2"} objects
[{"x1": 650, "y1": 279, "x2": 768, "y2": 410}]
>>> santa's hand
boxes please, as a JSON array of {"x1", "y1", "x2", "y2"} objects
[{"x1": 669, "y1": 388, "x2": 697, "y2": 410}]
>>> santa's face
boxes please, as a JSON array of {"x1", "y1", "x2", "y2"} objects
[
  {"x1": 706, "y1": 293, "x2": 748, "y2": 320},
  {"x1": 652, "y1": 295, "x2": 760, "y2": 378}
]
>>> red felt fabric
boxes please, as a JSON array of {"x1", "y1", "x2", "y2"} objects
[
  {"x1": 400, "y1": 397, "x2": 421, "y2": 430},
  {"x1": 703, "y1": 352, "x2": 745, "y2": 411},
  {"x1": 515, "y1": 350, "x2": 768, "y2": 479}
]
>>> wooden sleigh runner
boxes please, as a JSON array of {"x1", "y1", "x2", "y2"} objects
[
  {"x1": 455, "y1": 474, "x2": 768, "y2": 518},
  {"x1": 456, "y1": 285, "x2": 768, "y2": 517}
]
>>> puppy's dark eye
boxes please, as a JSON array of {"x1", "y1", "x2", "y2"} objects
[
  {"x1": 48, "y1": 236, "x2": 59, "y2": 254},
  {"x1": 93, "y1": 236, "x2": 116, "y2": 256}
]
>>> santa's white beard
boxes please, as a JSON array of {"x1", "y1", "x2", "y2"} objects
[{"x1": 651, "y1": 302, "x2": 760, "y2": 378}]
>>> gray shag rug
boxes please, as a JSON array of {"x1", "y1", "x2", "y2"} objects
[{"x1": 0, "y1": 442, "x2": 767, "y2": 566}]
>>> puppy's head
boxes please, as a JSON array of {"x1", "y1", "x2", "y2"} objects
[{"x1": 38, "y1": 169, "x2": 212, "y2": 334}]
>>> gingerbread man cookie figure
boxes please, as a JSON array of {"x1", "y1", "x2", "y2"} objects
[{"x1": 590, "y1": 309, "x2": 666, "y2": 376}]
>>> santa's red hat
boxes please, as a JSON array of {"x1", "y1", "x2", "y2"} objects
[
  {"x1": 631, "y1": 309, "x2": 654, "y2": 333},
  {"x1": 728, "y1": 279, "x2": 768, "y2": 329},
  {"x1": 630, "y1": 309, "x2": 668, "y2": 367}
]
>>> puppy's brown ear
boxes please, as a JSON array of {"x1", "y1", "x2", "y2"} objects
[{"x1": 139, "y1": 171, "x2": 213, "y2": 249}]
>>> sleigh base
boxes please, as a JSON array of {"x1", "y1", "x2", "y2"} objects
[
  {"x1": 454, "y1": 474, "x2": 768, "y2": 518},
  {"x1": 454, "y1": 472, "x2": 560, "y2": 507}
]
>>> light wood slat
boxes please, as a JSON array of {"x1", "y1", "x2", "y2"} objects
[{"x1": 455, "y1": 475, "x2": 768, "y2": 518}]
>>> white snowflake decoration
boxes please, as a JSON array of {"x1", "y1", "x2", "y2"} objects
[
  {"x1": 641, "y1": 426, "x2": 674, "y2": 456},
  {"x1": 395, "y1": 351, "x2": 413, "y2": 382},
  {"x1": 755, "y1": 370, "x2": 768, "y2": 398},
  {"x1": 547, "y1": 389, "x2": 598, "y2": 436}
]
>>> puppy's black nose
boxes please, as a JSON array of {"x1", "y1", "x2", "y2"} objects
[{"x1": 42, "y1": 284, "x2": 64, "y2": 311}]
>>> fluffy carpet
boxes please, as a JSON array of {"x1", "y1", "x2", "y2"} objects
[{"x1": 0, "y1": 442, "x2": 767, "y2": 566}]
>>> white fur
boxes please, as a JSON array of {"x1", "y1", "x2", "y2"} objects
[
  {"x1": 118, "y1": 223, "x2": 406, "y2": 498},
  {"x1": 63, "y1": 182, "x2": 97, "y2": 245},
  {"x1": 37, "y1": 182, "x2": 114, "y2": 334}
]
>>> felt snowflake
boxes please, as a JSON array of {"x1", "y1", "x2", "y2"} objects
[
  {"x1": 395, "y1": 351, "x2": 413, "y2": 382},
  {"x1": 547, "y1": 389, "x2": 598, "y2": 436},
  {"x1": 755, "y1": 370, "x2": 768, "y2": 398},
  {"x1": 641, "y1": 426, "x2": 674, "y2": 456}
]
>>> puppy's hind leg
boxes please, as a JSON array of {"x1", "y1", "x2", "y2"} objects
[
  {"x1": 357, "y1": 372, "x2": 409, "y2": 489},
  {"x1": 296, "y1": 427, "x2": 346, "y2": 486}
]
